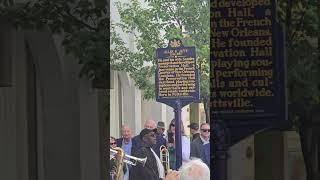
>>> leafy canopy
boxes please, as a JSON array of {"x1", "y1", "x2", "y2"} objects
[
  {"x1": 0, "y1": 0, "x2": 109, "y2": 81},
  {"x1": 111, "y1": 0, "x2": 210, "y2": 100},
  {"x1": 277, "y1": 0, "x2": 319, "y2": 126}
]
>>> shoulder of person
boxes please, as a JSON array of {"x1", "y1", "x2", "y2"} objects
[
  {"x1": 181, "y1": 136, "x2": 190, "y2": 142},
  {"x1": 194, "y1": 133, "x2": 200, "y2": 137},
  {"x1": 192, "y1": 137, "x2": 202, "y2": 144},
  {"x1": 116, "y1": 138, "x2": 123, "y2": 146},
  {"x1": 132, "y1": 146, "x2": 148, "y2": 156},
  {"x1": 203, "y1": 143, "x2": 210, "y2": 149},
  {"x1": 132, "y1": 135, "x2": 140, "y2": 142},
  {"x1": 157, "y1": 134, "x2": 166, "y2": 141}
]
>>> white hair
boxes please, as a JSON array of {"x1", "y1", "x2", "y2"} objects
[{"x1": 178, "y1": 159, "x2": 210, "y2": 180}]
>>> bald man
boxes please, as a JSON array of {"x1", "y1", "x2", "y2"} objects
[{"x1": 132, "y1": 119, "x2": 167, "y2": 157}]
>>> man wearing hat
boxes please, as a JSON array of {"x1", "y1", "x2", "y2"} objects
[
  {"x1": 187, "y1": 122, "x2": 200, "y2": 142},
  {"x1": 153, "y1": 121, "x2": 167, "y2": 159},
  {"x1": 156, "y1": 121, "x2": 166, "y2": 138},
  {"x1": 129, "y1": 128, "x2": 165, "y2": 180}
]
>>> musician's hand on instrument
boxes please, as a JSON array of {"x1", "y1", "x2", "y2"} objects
[{"x1": 165, "y1": 170, "x2": 179, "y2": 180}]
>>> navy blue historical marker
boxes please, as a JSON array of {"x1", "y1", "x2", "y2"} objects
[
  {"x1": 155, "y1": 38, "x2": 200, "y2": 169},
  {"x1": 211, "y1": 0, "x2": 289, "y2": 146},
  {"x1": 211, "y1": 0, "x2": 289, "y2": 179}
]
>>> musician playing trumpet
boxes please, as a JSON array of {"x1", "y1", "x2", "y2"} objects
[{"x1": 129, "y1": 128, "x2": 166, "y2": 180}]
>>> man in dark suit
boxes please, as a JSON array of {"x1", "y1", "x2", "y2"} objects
[
  {"x1": 156, "y1": 121, "x2": 166, "y2": 138},
  {"x1": 190, "y1": 123, "x2": 210, "y2": 159},
  {"x1": 201, "y1": 143, "x2": 210, "y2": 167},
  {"x1": 132, "y1": 119, "x2": 167, "y2": 157},
  {"x1": 187, "y1": 122, "x2": 200, "y2": 142},
  {"x1": 129, "y1": 128, "x2": 165, "y2": 180}
]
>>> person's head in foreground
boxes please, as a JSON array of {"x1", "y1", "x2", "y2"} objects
[{"x1": 165, "y1": 159, "x2": 210, "y2": 180}]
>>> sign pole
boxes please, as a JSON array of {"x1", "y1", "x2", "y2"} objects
[
  {"x1": 174, "y1": 99, "x2": 182, "y2": 169},
  {"x1": 212, "y1": 120, "x2": 229, "y2": 180}
]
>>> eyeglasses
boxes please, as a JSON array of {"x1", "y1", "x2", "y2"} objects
[
  {"x1": 201, "y1": 129, "x2": 210, "y2": 132},
  {"x1": 110, "y1": 142, "x2": 117, "y2": 145}
]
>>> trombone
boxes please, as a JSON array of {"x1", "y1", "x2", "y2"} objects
[{"x1": 160, "y1": 145, "x2": 170, "y2": 174}]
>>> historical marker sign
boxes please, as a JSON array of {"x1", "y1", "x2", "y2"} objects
[
  {"x1": 155, "y1": 39, "x2": 200, "y2": 169},
  {"x1": 155, "y1": 39, "x2": 200, "y2": 108},
  {"x1": 211, "y1": 0, "x2": 289, "y2": 146}
]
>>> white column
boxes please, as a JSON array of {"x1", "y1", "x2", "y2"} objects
[{"x1": 134, "y1": 87, "x2": 142, "y2": 134}]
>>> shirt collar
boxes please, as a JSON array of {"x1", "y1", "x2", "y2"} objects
[
  {"x1": 122, "y1": 138, "x2": 132, "y2": 144},
  {"x1": 200, "y1": 135, "x2": 210, "y2": 144}
]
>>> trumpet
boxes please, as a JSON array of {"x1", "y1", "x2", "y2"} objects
[
  {"x1": 110, "y1": 148, "x2": 147, "y2": 167},
  {"x1": 160, "y1": 145, "x2": 170, "y2": 174}
]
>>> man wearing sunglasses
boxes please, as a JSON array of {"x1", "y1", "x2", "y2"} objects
[
  {"x1": 190, "y1": 123, "x2": 210, "y2": 159},
  {"x1": 129, "y1": 128, "x2": 165, "y2": 180}
]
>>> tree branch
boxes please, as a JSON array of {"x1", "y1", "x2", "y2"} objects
[
  {"x1": 290, "y1": 2, "x2": 308, "y2": 42},
  {"x1": 63, "y1": 9, "x2": 98, "y2": 32}
]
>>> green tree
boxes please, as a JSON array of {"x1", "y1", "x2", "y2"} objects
[
  {"x1": 111, "y1": 0, "x2": 210, "y2": 121},
  {"x1": 278, "y1": 0, "x2": 319, "y2": 179},
  {"x1": 0, "y1": 0, "x2": 109, "y2": 88}
]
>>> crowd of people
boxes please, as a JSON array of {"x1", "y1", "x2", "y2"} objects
[{"x1": 109, "y1": 119, "x2": 210, "y2": 180}]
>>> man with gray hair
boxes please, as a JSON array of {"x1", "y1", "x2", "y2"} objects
[{"x1": 164, "y1": 159, "x2": 210, "y2": 180}]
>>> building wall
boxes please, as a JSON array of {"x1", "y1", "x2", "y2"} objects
[
  {"x1": 110, "y1": 0, "x2": 175, "y2": 137},
  {"x1": 0, "y1": 25, "x2": 106, "y2": 180},
  {"x1": 228, "y1": 136, "x2": 255, "y2": 180},
  {"x1": 283, "y1": 131, "x2": 306, "y2": 180}
]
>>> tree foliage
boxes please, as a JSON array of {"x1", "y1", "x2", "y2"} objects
[
  {"x1": 277, "y1": 0, "x2": 319, "y2": 179},
  {"x1": 277, "y1": 0, "x2": 319, "y2": 128},
  {"x1": 111, "y1": 0, "x2": 210, "y2": 119},
  {"x1": 0, "y1": 0, "x2": 109, "y2": 82}
]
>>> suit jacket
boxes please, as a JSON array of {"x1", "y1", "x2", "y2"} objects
[
  {"x1": 201, "y1": 143, "x2": 210, "y2": 167},
  {"x1": 191, "y1": 133, "x2": 200, "y2": 142},
  {"x1": 190, "y1": 137, "x2": 204, "y2": 158},
  {"x1": 129, "y1": 143, "x2": 162, "y2": 180},
  {"x1": 132, "y1": 134, "x2": 166, "y2": 158}
]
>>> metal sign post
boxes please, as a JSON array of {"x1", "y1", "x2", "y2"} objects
[{"x1": 174, "y1": 100, "x2": 182, "y2": 169}]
